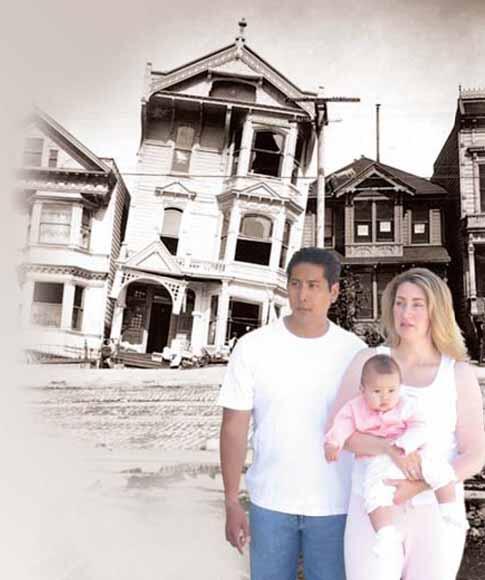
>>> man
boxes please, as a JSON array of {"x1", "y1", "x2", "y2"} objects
[{"x1": 218, "y1": 247, "x2": 366, "y2": 580}]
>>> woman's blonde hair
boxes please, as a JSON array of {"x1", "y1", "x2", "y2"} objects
[{"x1": 380, "y1": 268, "x2": 468, "y2": 361}]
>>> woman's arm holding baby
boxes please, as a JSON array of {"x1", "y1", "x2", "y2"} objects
[{"x1": 452, "y1": 362, "x2": 485, "y2": 481}]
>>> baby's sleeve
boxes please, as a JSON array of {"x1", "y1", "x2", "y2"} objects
[{"x1": 325, "y1": 401, "x2": 357, "y2": 450}]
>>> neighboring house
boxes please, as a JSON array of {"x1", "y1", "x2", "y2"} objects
[
  {"x1": 306, "y1": 156, "x2": 450, "y2": 329},
  {"x1": 18, "y1": 108, "x2": 130, "y2": 356},
  {"x1": 433, "y1": 87, "x2": 485, "y2": 356},
  {"x1": 109, "y1": 31, "x2": 316, "y2": 354}
]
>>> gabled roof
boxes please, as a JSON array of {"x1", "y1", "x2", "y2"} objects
[
  {"x1": 146, "y1": 42, "x2": 314, "y2": 114},
  {"x1": 316, "y1": 157, "x2": 447, "y2": 197},
  {"x1": 27, "y1": 107, "x2": 112, "y2": 173},
  {"x1": 124, "y1": 241, "x2": 183, "y2": 276}
]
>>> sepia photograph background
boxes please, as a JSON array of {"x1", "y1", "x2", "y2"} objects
[{"x1": 0, "y1": 1, "x2": 484, "y2": 578}]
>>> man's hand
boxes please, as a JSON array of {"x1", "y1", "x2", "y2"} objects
[
  {"x1": 388, "y1": 446, "x2": 423, "y2": 480},
  {"x1": 225, "y1": 498, "x2": 250, "y2": 555},
  {"x1": 384, "y1": 478, "x2": 428, "y2": 504},
  {"x1": 324, "y1": 442, "x2": 340, "y2": 462}
]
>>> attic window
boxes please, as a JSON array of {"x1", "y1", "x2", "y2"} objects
[
  {"x1": 210, "y1": 80, "x2": 256, "y2": 103},
  {"x1": 250, "y1": 131, "x2": 285, "y2": 178},
  {"x1": 23, "y1": 138, "x2": 43, "y2": 167},
  {"x1": 48, "y1": 149, "x2": 58, "y2": 168}
]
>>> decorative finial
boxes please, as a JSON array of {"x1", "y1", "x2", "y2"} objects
[{"x1": 236, "y1": 18, "x2": 247, "y2": 44}]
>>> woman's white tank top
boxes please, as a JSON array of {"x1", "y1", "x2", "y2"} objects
[{"x1": 351, "y1": 345, "x2": 462, "y2": 505}]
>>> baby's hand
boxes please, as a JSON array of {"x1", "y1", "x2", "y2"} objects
[{"x1": 324, "y1": 442, "x2": 340, "y2": 462}]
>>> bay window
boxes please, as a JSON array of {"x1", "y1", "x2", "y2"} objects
[
  {"x1": 31, "y1": 282, "x2": 63, "y2": 327},
  {"x1": 354, "y1": 198, "x2": 395, "y2": 243},
  {"x1": 39, "y1": 204, "x2": 71, "y2": 244}
]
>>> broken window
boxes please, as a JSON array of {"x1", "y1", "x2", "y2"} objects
[
  {"x1": 235, "y1": 214, "x2": 273, "y2": 266},
  {"x1": 250, "y1": 131, "x2": 284, "y2": 177},
  {"x1": 31, "y1": 282, "x2": 63, "y2": 327},
  {"x1": 171, "y1": 125, "x2": 195, "y2": 173},
  {"x1": 161, "y1": 208, "x2": 182, "y2": 255}
]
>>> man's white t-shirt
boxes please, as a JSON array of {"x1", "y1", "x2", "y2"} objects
[{"x1": 218, "y1": 318, "x2": 366, "y2": 516}]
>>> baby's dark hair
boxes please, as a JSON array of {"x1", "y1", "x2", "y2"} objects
[{"x1": 361, "y1": 354, "x2": 401, "y2": 387}]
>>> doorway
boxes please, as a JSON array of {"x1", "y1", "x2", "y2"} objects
[{"x1": 146, "y1": 286, "x2": 172, "y2": 353}]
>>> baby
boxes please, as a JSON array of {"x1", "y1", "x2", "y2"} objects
[{"x1": 324, "y1": 354, "x2": 465, "y2": 554}]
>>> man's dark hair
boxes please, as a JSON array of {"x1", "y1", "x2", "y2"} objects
[{"x1": 286, "y1": 247, "x2": 341, "y2": 287}]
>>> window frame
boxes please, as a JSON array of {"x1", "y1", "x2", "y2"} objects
[
  {"x1": 23, "y1": 137, "x2": 44, "y2": 167},
  {"x1": 71, "y1": 285, "x2": 85, "y2": 331},
  {"x1": 249, "y1": 130, "x2": 285, "y2": 178},
  {"x1": 353, "y1": 198, "x2": 396, "y2": 244},
  {"x1": 411, "y1": 206, "x2": 430, "y2": 245},
  {"x1": 31, "y1": 282, "x2": 64, "y2": 327},
  {"x1": 171, "y1": 125, "x2": 195, "y2": 174},
  {"x1": 38, "y1": 203, "x2": 72, "y2": 245},
  {"x1": 160, "y1": 207, "x2": 183, "y2": 255}
]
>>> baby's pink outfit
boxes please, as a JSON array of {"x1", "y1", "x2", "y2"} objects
[
  {"x1": 325, "y1": 394, "x2": 456, "y2": 513},
  {"x1": 325, "y1": 394, "x2": 426, "y2": 454}
]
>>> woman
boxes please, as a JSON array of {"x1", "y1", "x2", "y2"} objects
[{"x1": 330, "y1": 268, "x2": 485, "y2": 580}]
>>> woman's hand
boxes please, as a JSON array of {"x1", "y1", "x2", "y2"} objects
[
  {"x1": 388, "y1": 445, "x2": 423, "y2": 480},
  {"x1": 384, "y1": 478, "x2": 429, "y2": 504}
]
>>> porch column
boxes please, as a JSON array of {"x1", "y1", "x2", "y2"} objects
[
  {"x1": 468, "y1": 241, "x2": 477, "y2": 300},
  {"x1": 225, "y1": 202, "x2": 242, "y2": 262},
  {"x1": 269, "y1": 210, "x2": 286, "y2": 270},
  {"x1": 110, "y1": 291, "x2": 126, "y2": 340},
  {"x1": 236, "y1": 118, "x2": 253, "y2": 177},
  {"x1": 61, "y1": 283, "x2": 75, "y2": 330},
  {"x1": 215, "y1": 282, "x2": 230, "y2": 349},
  {"x1": 29, "y1": 201, "x2": 42, "y2": 244},
  {"x1": 21, "y1": 279, "x2": 35, "y2": 327},
  {"x1": 281, "y1": 123, "x2": 298, "y2": 185}
]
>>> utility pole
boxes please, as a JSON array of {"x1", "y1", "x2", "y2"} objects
[
  {"x1": 295, "y1": 91, "x2": 360, "y2": 247},
  {"x1": 376, "y1": 103, "x2": 381, "y2": 163}
]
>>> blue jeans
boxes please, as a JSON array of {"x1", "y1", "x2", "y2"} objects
[{"x1": 249, "y1": 502, "x2": 347, "y2": 580}]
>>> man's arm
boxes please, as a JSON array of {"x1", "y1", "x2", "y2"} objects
[{"x1": 220, "y1": 408, "x2": 251, "y2": 554}]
